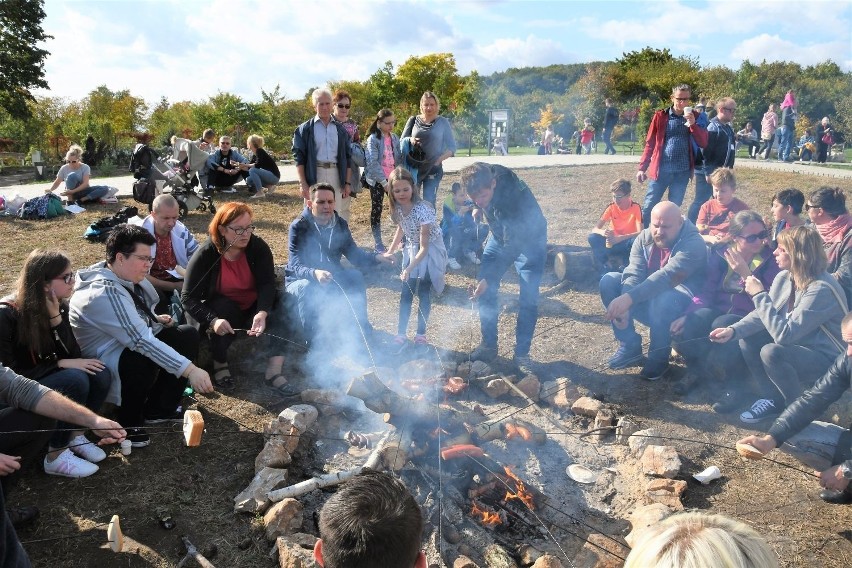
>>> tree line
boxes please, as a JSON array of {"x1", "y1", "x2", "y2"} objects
[{"x1": 0, "y1": 46, "x2": 849, "y2": 164}]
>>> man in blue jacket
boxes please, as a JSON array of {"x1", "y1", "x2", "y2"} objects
[
  {"x1": 601, "y1": 201, "x2": 707, "y2": 380},
  {"x1": 285, "y1": 184, "x2": 394, "y2": 346},
  {"x1": 460, "y1": 163, "x2": 547, "y2": 376}
]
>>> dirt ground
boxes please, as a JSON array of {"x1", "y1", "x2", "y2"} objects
[{"x1": 7, "y1": 164, "x2": 852, "y2": 567}]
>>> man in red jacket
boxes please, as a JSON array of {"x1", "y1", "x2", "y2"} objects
[{"x1": 636, "y1": 84, "x2": 708, "y2": 227}]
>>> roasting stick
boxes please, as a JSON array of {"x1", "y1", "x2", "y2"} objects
[
  {"x1": 176, "y1": 536, "x2": 216, "y2": 568},
  {"x1": 268, "y1": 431, "x2": 392, "y2": 502},
  {"x1": 499, "y1": 379, "x2": 569, "y2": 434}
]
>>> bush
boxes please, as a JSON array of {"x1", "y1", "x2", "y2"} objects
[{"x1": 96, "y1": 159, "x2": 117, "y2": 177}]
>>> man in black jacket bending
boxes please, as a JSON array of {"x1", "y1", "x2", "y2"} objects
[{"x1": 738, "y1": 312, "x2": 852, "y2": 504}]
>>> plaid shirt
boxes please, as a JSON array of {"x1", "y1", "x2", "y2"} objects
[{"x1": 660, "y1": 108, "x2": 691, "y2": 173}]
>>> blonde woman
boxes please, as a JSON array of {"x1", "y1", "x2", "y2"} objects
[
  {"x1": 401, "y1": 91, "x2": 457, "y2": 205},
  {"x1": 242, "y1": 134, "x2": 280, "y2": 199},
  {"x1": 45, "y1": 144, "x2": 111, "y2": 205}
]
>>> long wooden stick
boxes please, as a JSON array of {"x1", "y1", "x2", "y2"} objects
[
  {"x1": 502, "y1": 380, "x2": 569, "y2": 434},
  {"x1": 176, "y1": 536, "x2": 216, "y2": 568}
]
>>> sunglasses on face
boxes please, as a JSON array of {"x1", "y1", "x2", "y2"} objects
[
  {"x1": 336, "y1": 103, "x2": 351, "y2": 109},
  {"x1": 68, "y1": 160, "x2": 78, "y2": 164},
  {"x1": 737, "y1": 230, "x2": 769, "y2": 243}
]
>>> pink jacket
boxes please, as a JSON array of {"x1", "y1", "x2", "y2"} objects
[{"x1": 638, "y1": 108, "x2": 708, "y2": 181}]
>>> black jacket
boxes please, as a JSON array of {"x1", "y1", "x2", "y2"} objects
[
  {"x1": 768, "y1": 352, "x2": 852, "y2": 468},
  {"x1": 0, "y1": 299, "x2": 81, "y2": 381},
  {"x1": 698, "y1": 117, "x2": 735, "y2": 174}
]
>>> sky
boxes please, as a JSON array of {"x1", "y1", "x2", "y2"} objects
[{"x1": 35, "y1": 0, "x2": 852, "y2": 105}]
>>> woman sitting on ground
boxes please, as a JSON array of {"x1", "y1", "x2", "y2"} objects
[
  {"x1": 45, "y1": 144, "x2": 112, "y2": 205},
  {"x1": 710, "y1": 226, "x2": 847, "y2": 425},
  {"x1": 671, "y1": 211, "x2": 780, "y2": 407},
  {"x1": 364, "y1": 108, "x2": 402, "y2": 253},
  {"x1": 182, "y1": 202, "x2": 292, "y2": 394},
  {"x1": 0, "y1": 250, "x2": 111, "y2": 478},
  {"x1": 242, "y1": 134, "x2": 280, "y2": 199}
]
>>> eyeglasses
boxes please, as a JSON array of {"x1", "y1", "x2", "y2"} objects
[
  {"x1": 54, "y1": 271, "x2": 75, "y2": 284},
  {"x1": 674, "y1": 97, "x2": 691, "y2": 102},
  {"x1": 221, "y1": 142, "x2": 231, "y2": 146},
  {"x1": 336, "y1": 103, "x2": 351, "y2": 109},
  {"x1": 612, "y1": 193, "x2": 629, "y2": 199},
  {"x1": 382, "y1": 120, "x2": 397, "y2": 126},
  {"x1": 736, "y1": 230, "x2": 769, "y2": 243},
  {"x1": 722, "y1": 107, "x2": 736, "y2": 113},
  {"x1": 804, "y1": 203, "x2": 819, "y2": 211},
  {"x1": 127, "y1": 253, "x2": 155, "y2": 264},
  {"x1": 227, "y1": 225, "x2": 256, "y2": 236}
]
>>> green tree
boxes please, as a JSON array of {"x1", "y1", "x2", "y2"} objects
[
  {"x1": 611, "y1": 47, "x2": 701, "y2": 103},
  {"x1": 0, "y1": 0, "x2": 50, "y2": 118},
  {"x1": 364, "y1": 61, "x2": 403, "y2": 114},
  {"x1": 395, "y1": 53, "x2": 463, "y2": 116}
]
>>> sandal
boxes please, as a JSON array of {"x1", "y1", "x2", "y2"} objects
[
  {"x1": 264, "y1": 374, "x2": 300, "y2": 397},
  {"x1": 212, "y1": 364, "x2": 235, "y2": 390}
]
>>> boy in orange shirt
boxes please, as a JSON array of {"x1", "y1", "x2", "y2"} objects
[
  {"x1": 588, "y1": 178, "x2": 643, "y2": 277},
  {"x1": 696, "y1": 167, "x2": 750, "y2": 246}
]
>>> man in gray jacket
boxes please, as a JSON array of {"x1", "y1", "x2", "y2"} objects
[{"x1": 600, "y1": 201, "x2": 707, "y2": 380}]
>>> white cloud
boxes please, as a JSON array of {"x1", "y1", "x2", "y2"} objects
[
  {"x1": 731, "y1": 34, "x2": 852, "y2": 70},
  {"x1": 461, "y1": 35, "x2": 576, "y2": 75}
]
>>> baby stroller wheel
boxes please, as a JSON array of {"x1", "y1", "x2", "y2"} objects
[{"x1": 177, "y1": 200, "x2": 189, "y2": 219}]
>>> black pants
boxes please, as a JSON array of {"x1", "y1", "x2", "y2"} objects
[
  {"x1": 0, "y1": 484, "x2": 31, "y2": 567},
  {"x1": 116, "y1": 325, "x2": 197, "y2": 427},
  {"x1": 205, "y1": 296, "x2": 267, "y2": 363},
  {"x1": 0, "y1": 408, "x2": 53, "y2": 494},
  {"x1": 369, "y1": 182, "x2": 386, "y2": 247},
  {"x1": 207, "y1": 169, "x2": 246, "y2": 189}
]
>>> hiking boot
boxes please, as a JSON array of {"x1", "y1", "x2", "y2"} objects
[
  {"x1": 640, "y1": 360, "x2": 669, "y2": 381},
  {"x1": 514, "y1": 355, "x2": 535, "y2": 376},
  {"x1": 447, "y1": 257, "x2": 461, "y2": 270},
  {"x1": 6, "y1": 506, "x2": 39, "y2": 528},
  {"x1": 44, "y1": 449, "x2": 99, "y2": 478},
  {"x1": 607, "y1": 341, "x2": 643, "y2": 370},
  {"x1": 470, "y1": 343, "x2": 497, "y2": 363},
  {"x1": 739, "y1": 399, "x2": 781, "y2": 424},
  {"x1": 126, "y1": 428, "x2": 151, "y2": 448},
  {"x1": 68, "y1": 435, "x2": 106, "y2": 463}
]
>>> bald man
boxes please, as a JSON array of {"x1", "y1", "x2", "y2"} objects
[{"x1": 600, "y1": 201, "x2": 707, "y2": 380}]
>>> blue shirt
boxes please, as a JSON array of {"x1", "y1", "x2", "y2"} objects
[
  {"x1": 661, "y1": 108, "x2": 691, "y2": 173},
  {"x1": 312, "y1": 117, "x2": 339, "y2": 163}
]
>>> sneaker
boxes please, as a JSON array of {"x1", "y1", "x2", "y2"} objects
[
  {"x1": 607, "y1": 341, "x2": 643, "y2": 370},
  {"x1": 447, "y1": 257, "x2": 461, "y2": 270},
  {"x1": 464, "y1": 251, "x2": 481, "y2": 265},
  {"x1": 640, "y1": 360, "x2": 669, "y2": 381},
  {"x1": 414, "y1": 335, "x2": 430, "y2": 351},
  {"x1": 68, "y1": 435, "x2": 106, "y2": 463},
  {"x1": 44, "y1": 449, "x2": 99, "y2": 478},
  {"x1": 739, "y1": 399, "x2": 781, "y2": 424},
  {"x1": 144, "y1": 409, "x2": 185, "y2": 424},
  {"x1": 6, "y1": 506, "x2": 39, "y2": 528},
  {"x1": 514, "y1": 355, "x2": 534, "y2": 376},
  {"x1": 391, "y1": 335, "x2": 408, "y2": 354},
  {"x1": 471, "y1": 343, "x2": 498, "y2": 363},
  {"x1": 126, "y1": 428, "x2": 151, "y2": 448},
  {"x1": 219, "y1": 187, "x2": 237, "y2": 194}
]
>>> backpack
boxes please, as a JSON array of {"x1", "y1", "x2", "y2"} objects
[
  {"x1": 83, "y1": 206, "x2": 139, "y2": 242},
  {"x1": 132, "y1": 178, "x2": 155, "y2": 208},
  {"x1": 129, "y1": 144, "x2": 159, "y2": 179},
  {"x1": 19, "y1": 194, "x2": 66, "y2": 220}
]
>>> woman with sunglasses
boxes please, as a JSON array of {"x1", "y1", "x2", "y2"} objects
[
  {"x1": 0, "y1": 250, "x2": 111, "y2": 478},
  {"x1": 710, "y1": 226, "x2": 847, "y2": 424},
  {"x1": 182, "y1": 202, "x2": 292, "y2": 395},
  {"x1": 332, "y1": 90, "x2": 362, "y2": 194},
  {"x1": 44, "y1": 144, "x2": 111, "y2": 205},
  {"x1": 401, "y1": 91, "x2": 457, "y2": 206},
  {"x1": 364, "y1": 108, "x2": 402, "y2": 252},
  {"x1": 671, "y1": 211, "x2": 780, "y2": 403}
]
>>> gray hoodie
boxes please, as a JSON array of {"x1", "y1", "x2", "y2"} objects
[{"x1": 69, "y1": 262, "x2": 191, "y2": 405}]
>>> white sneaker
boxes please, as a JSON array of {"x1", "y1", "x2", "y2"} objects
[
  {"x1": 69, "y1": 435, "x2": 106, "y2": 463},
  {"x1": 464, "y1": 251, "x2": 481, "y2": 265},
  {"x1": 44, "y1": 449, "x2": 99, "y2": 478},
  {"x1": 447, "y1": 257, "x2": 461, "y2": 270}
]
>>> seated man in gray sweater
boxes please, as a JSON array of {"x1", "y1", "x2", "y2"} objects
[{"x1": 600, "y1": 201, "x2": 707, "y2": 380}]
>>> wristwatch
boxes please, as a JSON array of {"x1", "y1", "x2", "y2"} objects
[{"x1": 841, "y1": 462, "x2": 852, "y2": 479}]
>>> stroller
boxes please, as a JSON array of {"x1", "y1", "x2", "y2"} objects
[{"x1": 130, "y1": 138, "x2": 215, "y2": 218}]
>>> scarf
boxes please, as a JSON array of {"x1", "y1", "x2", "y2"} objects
[{"x1": 816, "y1": 213, "x2": 852, "y2": 245}]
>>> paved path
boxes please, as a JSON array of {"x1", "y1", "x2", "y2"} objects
[{"x1": 2, "y1": 154, "x2": 849, "y2": 202}]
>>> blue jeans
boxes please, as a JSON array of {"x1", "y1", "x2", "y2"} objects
[
  {"x1": 478, "y1": 232, "x2": 547, "y2": 358},
  {"x1": 286, "y1": 269, "x2": 370, "y2": 343},
  {"x1": 687, "y1": 171, "x2": 713, "y2": 223},
  {"x1": 587, "y1": 233, "x2": 632, "y2": 271},
  {"x1": 599, "y1": 272, "x2": 692, "y2": 365},
  {"x1": 39, "y1": 368, "x2": 110, "y2": 448},
  {"x1": 398, "y1": 276, "x2": 432, "y2": 336},
  {"x1": 640, "y1": 170, "x2": 691, "y2": 227},
  {"x1": 65, "y1": 171, "x2": 110, "y2": 202},
  {"x1": 602, "y1": 128, "x2": 616, "y2": 154},
  {"x1": 246, "y1": 167, "x2": 280, "y2": 193},
  {"x1": 443, "y1": 219, "x2": 489, "y2": 260},
  {"x1": 778, "y1": 126, "x2": 794, "y2": 161},
  {"x1": 420, "y1": 167, "x2": 443, "y2": 207}
]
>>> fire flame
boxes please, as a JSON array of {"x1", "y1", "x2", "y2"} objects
[
  {"x1": 503, "y1": 466, "x2": 536, "y2": 510},
  {"x1": 470, "y1": 501, "x2": 502, "y2": 527}
]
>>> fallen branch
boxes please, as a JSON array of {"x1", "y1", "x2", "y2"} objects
[
  {"x1": 268, "y1": 432, "x2": 391, "y2": 502},
  {"x1": 502, "y1": 380, "x2": 569, "y2": 434},
  {"x1": 176, "y1": 536, "x2": 216, "y2": 568}
]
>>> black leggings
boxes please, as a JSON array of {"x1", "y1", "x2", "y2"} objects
[{"x1": 369, "y1": 182, "x2": 386, "y2": 247}]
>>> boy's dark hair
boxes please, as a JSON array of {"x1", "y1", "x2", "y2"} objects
[
  {"x1": 311, "y1": 183, "x2": 336, "y2": 197},
  {"x1": 318, "y1": 471, "x2": 422, "y2": 568},
  {"x1": 450, "y1": 182, "x2": 462, "y2": 194},
  {"x1": 772, "y1": 188, "x2": 805, "y2": 215},
  {"x1": 808, "y1": 186, "x2": 848, "y2": 218},
  {"x1": 105, "y1": 224, "x2": 155, "y2": 264},
  {"x1": 610, "y1": 178, "x2": 631, "y2": 195},
  {"x1": 459, "y1": 162, "x2": 494, "y2": 196}
]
